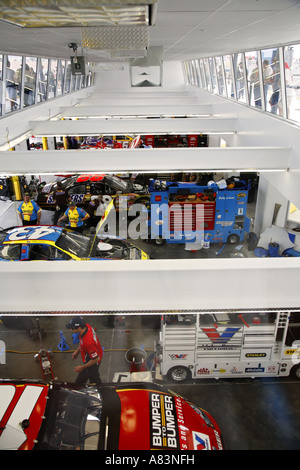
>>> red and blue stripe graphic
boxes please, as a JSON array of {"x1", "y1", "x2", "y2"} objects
[{"x1": 201, "y1": 327, "x2": 240, "y2": 344}]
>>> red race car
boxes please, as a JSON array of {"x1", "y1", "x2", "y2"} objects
[{"x1": 0, "y1": 380, "x2": 223, "y2": 451}]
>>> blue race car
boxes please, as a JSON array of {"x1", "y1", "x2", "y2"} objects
[{"x1": 0, "y1": 226, "x2": 148, "y2": 261}]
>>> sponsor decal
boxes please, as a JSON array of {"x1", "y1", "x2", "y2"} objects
[
  {"x1": 169, "y1": 354, "x2": 188, "y2": 360},
  {"x1": 245, "y1": 353, "x2": 267, "y2": 358},
  {"x1": 214, "y1": 430, "x2": 223, "y2": 450},
  {"x1": 201, "y1": 327, "x2": 240, "y2": 344},
  {"x1": 149, "y1": 393, "x2": 179, "y2": 450},
  {"x1": 285, "y1": 349, "x2": 300, "y2": 356},
  {"x1": 192, "y1": 431, "x2": 211, "y2": 450},
  {"x1": 197, "y1": 368, "x2": 210, "y2": 375},
  {"x1": 211, "y1": 368, "x2": 226, "y2": 374},
  {"x1": 230, "y1": 366, "x2": 243, "y2": 375},
  {"x1": 215, "y1": 221, "x2": 233, "y2": 226},
  {"x1": 245, "y1": 367, "x2": 265, "y2": 373},
  {"x1": 174, "y1": 396, "x2": 188, "y2": 450}
]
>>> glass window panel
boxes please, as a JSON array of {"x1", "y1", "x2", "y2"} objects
[
  {"x1": 194, "y1": 59, "x2": 201, "y2": 87},
  {"x1": 37, "y1": 58, "x2": 48, "y2": 102},
  {"x1": 182, "y1": 62, "x2": 188, "y2": 84},
  {"x1": 191, "y1": 60, "x2": 197, "y2": 87},
  {"x1": 284, "y1": 44, "x2": 300, "y2": 123},
  {"x1": 56, "y1": 60, "x2": 65, "y2": 96},
  {"x1": 6, "y1": 55, "x2": 22, "y2": 113},
  {"x1": 64, "y1": 61, "x2": 72, "y2": 93},
  {"x1": 209, "y1": 58, "x2": 218, "y2": 94},
  {"x1": 261, "y1": 48, "x2": 282, "y2": 116},
  {"x1": 223, "y1": 55, "x2": 235, "y2": 99},
  {"x1": 187, "y1": 61, "x2": 193, "y2": 85},
  {"x1": 199, "y1": 59, "x2": 206, "y2": 89},
  {"x1": 215, "y1": 56, "x2": 226, "y2": 97},
  {"x1": 71, "y1": 73, "x2": 76, "y2": 92},
  {"x1": 189, "y1": 61, "x2": 195, "y2": 86},
  {"x1": 75, "y1": 74, "x2": 81, "y2": 90},
  {"x1": 24, "y1": 57, "x2": 37, "y2": 107},
  {"x1": 48, "y1": 59, "x2": 58, "y2": 99},
  {"x1": 245, "y1": 51, "x2": 262, "y2": 109},
  {"x1": 233, "y1": 53, "x2": 246, "y2": 103},
  {"x1": 203, "y1": 58, "x2": 211, "y2": 91}
]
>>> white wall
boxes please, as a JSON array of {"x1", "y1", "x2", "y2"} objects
[
  {"x1": 185, "y1": 86, "x2": 300, "y2": 231},
  {"x1": 94, "y1": 60, "x2": 186, "y2": 92}
]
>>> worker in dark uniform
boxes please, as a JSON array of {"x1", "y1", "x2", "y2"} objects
[
  {"x1": 66, "y1": 316, "x2": 103, "y2": 386},
  {"x1": 84, "y1": 195, "x2": 102, "y2": 228},
  {"x1": 52, "y1": 181, "x2": 70, "y2": 225}
]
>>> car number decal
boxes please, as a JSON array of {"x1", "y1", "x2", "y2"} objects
[
  {"x1": 7, "y1": 227, "x2": 55, "y2": 242},
  {"x1": 0, "y1": 384, "x2": 47, "y2": 450}
]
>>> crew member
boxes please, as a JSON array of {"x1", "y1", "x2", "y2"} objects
[
  {"x1": 84, "y1": 195, "x2": 103, "y2": 228},
  {"x1": 58, "y1": 201, "x2": 89, "y2": 232},
  {"x1": 17, "y1": 193, "x2": 42, "y2": 226},
  {"x1": 66, "y1": 316, "x2": 103, "y2": 386},
  {"x1": 52, "y1": 181, "x2": 70, "y2": 225}
]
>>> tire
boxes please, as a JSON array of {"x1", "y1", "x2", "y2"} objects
[
  {"x1": 227, "y1": 233, "x2": 240, "y2": 244},
  {"x1": 291, "y1": 364, "x2": 300, "y2": 379},
  {"x1": 154, "y1": 236, "x2": 166, "y2": 246},
  {"x1": 167, "y1": 366, "x2": 192, "y2": 383}
]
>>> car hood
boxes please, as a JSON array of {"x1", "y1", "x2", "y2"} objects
[{"x1": 111, "y1": 386, "x2": 222, "y2": 450}]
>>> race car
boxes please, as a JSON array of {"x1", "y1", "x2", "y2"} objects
[
  {"x1": 0, "y1": 380, "x2": 224, "y2": 450},
  {"x1": 0, "y1": 225, "x2": 148, "y2": 261},
  {"x1": 35, "y1": 174, "x2": 148, "y2": 212}
]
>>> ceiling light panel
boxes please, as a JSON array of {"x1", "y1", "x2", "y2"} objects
[
  {"x1": 82, "y1": 25, "x2": 149, "y2": 50},
  {"x1": 0, "y1": 1, "x2": 154, "y2": 27}
]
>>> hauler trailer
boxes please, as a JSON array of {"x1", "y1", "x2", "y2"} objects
[
  {"x1": 155, "y1": 310, "x2": 300, "y2": 382},
  {"x1": 148, "y1": 179, "x2": 251, "y2": 245}
]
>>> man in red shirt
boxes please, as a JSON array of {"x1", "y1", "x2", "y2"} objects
[{"x1": 66, "y1": 316, "x2": 103, "y2": 386}]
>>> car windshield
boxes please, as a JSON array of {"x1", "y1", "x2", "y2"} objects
[
  {"x1": 41, "y1": 176, "x2": 78, "y2": 194},
  {"x1": 35, "y1": 387, "x2": 103, "y2": 450},
  {"x1": 106, "y1": 175, "x2": 128, "y2": 191},
  {"x1": 56, "y1": 230, "x2": 92, "y2": 258}
]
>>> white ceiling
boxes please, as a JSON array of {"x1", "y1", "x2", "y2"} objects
[{"x1": 0, "y1": 0, "x2": 299, "y2": 63}]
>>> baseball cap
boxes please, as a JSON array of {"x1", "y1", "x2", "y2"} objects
[
  {"x1": 68, "y1": 201, "x2": 76, "y2": 206},
  {"x1": 66, "y1": 316, "x2": 85, "y2": 329}
]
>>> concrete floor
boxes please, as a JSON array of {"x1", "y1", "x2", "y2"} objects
[{"x1": 1, "y1": 314, "x2": 300, "y2": 450}]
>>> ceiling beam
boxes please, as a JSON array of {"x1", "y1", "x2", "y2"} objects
[
  {"x1": 0, "y1": 258, "x2": 299, "y2": 313},
  {"x1": 60, "y1": 104, "x2": 214, "y2": 118},
  {"x1": 30, "y1": 117, "x2": 238, "y2": 136},
  {"x1": 78, "y1": 97, "x2": 202, "y2": 106},
  {"x1": 0, "y1": 147, "x2": 290, "y2": 174}
]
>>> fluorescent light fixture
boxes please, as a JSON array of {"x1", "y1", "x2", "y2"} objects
[{"x1": 0, "y1": 1, "x2": 153, "y2": 28}]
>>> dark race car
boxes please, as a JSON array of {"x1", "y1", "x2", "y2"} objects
[
  {"x1": 36, "y1": 174, "x2": 148, "y2": 212},
  {"x1": 0, "y1": 225, "x2": 148, "y2": 261},
  {"x1": 0, "y1": 380, "x2": 223, "y2": 450}
]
